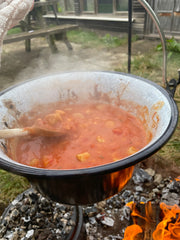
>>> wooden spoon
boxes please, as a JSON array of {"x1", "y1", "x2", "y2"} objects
[
  {"x1": 0, "y1": 126, "x2": 65, "y2": 139},
  {"x1": 0, "y1": 110, "x2": 75, "y2": 139}
]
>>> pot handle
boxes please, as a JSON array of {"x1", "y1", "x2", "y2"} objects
[
  {"x1": 166, "y1": 69, "x2": 180, "y2": 97},
  {"x1": 137, "y1": 0, "x2": 180, "y2": 97}
]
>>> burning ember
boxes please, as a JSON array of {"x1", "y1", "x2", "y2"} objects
[
  {"x1": 123, "y1": 201, "x2": 156, "y2": 240},
  {"x1": 153, "y1": 203, "x2": 180, "y2": 240},
  {"x1": 123, "y1": 178, "x2": 180, "y2": 240}
]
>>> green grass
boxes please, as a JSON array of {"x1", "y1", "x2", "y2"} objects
[
  {"x1": 7, "y1": 27, "x2": 22, "y2": 35},
  {"x1": 0, "y1": 170, "x2": 30, "y2": 206},
  {"x1": 130, "y1": 52, "x2": 162, "y2": 81},
  {"x1": 101, "y1": 33, "x2": 129, "y2": 48},
  {"x1": 67, "y1": 29, "x2": 132, "y2": 48},
  {"x1": 115, "y1": 46, "x2": 180, "y2": 85},
  {"x1": 157, "y1": 37, "x2": 180, "y2": 53},
  {"x1": 67, "y1": 29, "x2": 102, "y2": 47},
  {"x1": 115, "y1": 51, "x2": 163, "y2": 86}
]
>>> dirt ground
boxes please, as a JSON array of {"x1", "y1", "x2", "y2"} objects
[{"x1": 0, "y1": 37, "x2": 159, "y2": 91}]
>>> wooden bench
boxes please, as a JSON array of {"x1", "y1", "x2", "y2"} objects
[
  {"x1": 4, "y1": 24, "x2": 78, "y2": 53},
  {"x1": 4, "y1": 0, "x2": 78, "y2": 53}
]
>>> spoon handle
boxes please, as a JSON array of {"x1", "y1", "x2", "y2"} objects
[{"x1": 0, "y1": 128, "x2": 28, "y2": 138}]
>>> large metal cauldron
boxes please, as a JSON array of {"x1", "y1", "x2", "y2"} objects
[{"x1": 0, "y1": 71, "x2": 178, "y2": 205}]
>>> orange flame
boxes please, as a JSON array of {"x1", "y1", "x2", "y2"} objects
[
  {"x1": 123, "y1": 201, "x2": 154, "y2": 240},
  {"x1": 126, "y1": 201, "x2": 152, "y2": 223},
  {"x1": 123, "y1": 176, "x2": 180, "y2": 240},
  {"x1": 175, "y1": 176, "x2": 180, "y2": 182},
  {"x1": 123, "y1": 202, "x2": 180, "y2": 240},
  {"x1": 123, "y1": 224, "x2": 143, "y2": 240},
  {"x1": 153, "y1": 203, "x2": 180, "y2": 240},
  {"x1": 103, "y1": 166, "x2": 134, "y2": 197}
]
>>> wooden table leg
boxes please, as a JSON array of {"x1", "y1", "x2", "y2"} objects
[
  {"x1": 62, "y1": 32, "x2": 73, "y2": 51},
  {"x1": 46, "y1": 35, "x2": 58, "y2": 53},
  {"x1": 25, "y1": 39, "x2": 31, "y2": 52},
  {"x1": 55, "y1": 32, "x2": 73, "y2": 51}
]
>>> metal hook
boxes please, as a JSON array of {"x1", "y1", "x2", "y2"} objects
[{"x1": 137, "y1": 0, "x2": 167, "y2": 87}]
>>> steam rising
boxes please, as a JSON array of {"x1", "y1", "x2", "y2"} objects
[
  {"x1": 0, "y1": 38, "x2": 127, "y2": 91},
  {"x1": 15, "y1": 43, "x2": 125, "y2": 82}
]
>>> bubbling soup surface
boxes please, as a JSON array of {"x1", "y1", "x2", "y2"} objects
[{"x1": 9, "y1": 103, "x2": 151, "y2": 169}]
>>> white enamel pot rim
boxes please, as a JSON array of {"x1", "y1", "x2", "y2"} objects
[{"x1": 0, "y1": 71, "x2": 178, "y2": 177}]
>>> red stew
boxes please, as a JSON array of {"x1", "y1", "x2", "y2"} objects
[{"x1": 11, "y1": 103, "x2": 150, "y2": 169}]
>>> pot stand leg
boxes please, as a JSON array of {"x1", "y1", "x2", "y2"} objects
[{"x1": 68, "y1": 206, "x2": 85, "y2": 240}]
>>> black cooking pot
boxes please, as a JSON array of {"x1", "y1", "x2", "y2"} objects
[{"x1": 0, "y1": 71, "x2": 178, "y2": 205}]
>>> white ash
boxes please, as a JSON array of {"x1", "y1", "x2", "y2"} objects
[{"x1": 0, "y1": 188, "x2": 76, "y2": 239}]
